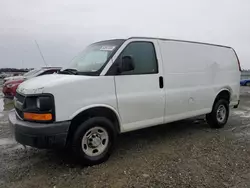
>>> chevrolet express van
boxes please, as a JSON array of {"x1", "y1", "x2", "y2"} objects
[{"x1": 9, "y1": 37, "x2": 241, "y2": 165}]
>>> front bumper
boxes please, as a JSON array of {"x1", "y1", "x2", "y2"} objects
[{"x1": 9, "y1": 110, "x2": 71, "y2": 149}]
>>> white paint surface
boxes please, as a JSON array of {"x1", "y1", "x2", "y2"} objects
[{"x1": 17, "y1": 38, "x2": 241, "y2": 133}]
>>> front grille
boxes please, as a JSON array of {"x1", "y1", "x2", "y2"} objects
[
  {"x1": 15, "y1": 92, "x2": 25, "y2": 119},
  {"x1": 15, "y1": 107, "x2": 23, "y2": 119},
  {"x1": 16, "y1": 92, "x2": 25, "y2": 103}
]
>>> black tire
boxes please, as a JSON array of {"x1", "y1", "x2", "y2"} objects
[
  {"x1": 246, "y1": 82, "x2": 250, "y2": 86},
  {"x1": 206, "y1": 99, "x2": 229, "y2": 129},
  {"x1": 72, "y1": 117, "x2": 116, "y2": 165}
]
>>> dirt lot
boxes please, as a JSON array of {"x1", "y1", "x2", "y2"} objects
[{"x1": 0, "y1": 81, "x2": 250, "y2": 188}]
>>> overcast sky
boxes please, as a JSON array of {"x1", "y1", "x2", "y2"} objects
[{"x1": 0, "y1": 0, "x2": 250, "y2": 69}]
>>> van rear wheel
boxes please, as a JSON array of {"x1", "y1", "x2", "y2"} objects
[
  {"x1": 72, "y1": 117, "x2": 116, "y2": 165},
  {"x1": 206, "y1": 99, "x2": 229, "y2": 128}
]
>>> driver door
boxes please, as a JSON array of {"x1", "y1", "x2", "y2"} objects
[{"x1": 110, "y1": 40, "x2": 165, "y2": 132}]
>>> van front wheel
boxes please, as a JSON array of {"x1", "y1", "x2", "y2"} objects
[
  {"x1": 206, "y1": 99, "x2": 229, "y2": 128},
  {"x1": 72, "y1": 117, "x2": 116, "y2": 165}
]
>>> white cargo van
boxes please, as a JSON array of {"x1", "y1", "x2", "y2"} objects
[{"x1": 9, "y1": 37, "x2": 241, "y2": 165}]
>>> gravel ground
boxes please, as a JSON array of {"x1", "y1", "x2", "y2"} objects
[{"x1": 0, "y1": 84, "x2": 250, "y2": 188}]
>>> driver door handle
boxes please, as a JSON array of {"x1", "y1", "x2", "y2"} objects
[{"x1": 159, "y1": 76, "x2": 164, "y2": 89}]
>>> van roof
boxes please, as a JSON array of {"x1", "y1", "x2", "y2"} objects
[{"x1": 128, "y1": 37, "x2": 232, "y2": 49}]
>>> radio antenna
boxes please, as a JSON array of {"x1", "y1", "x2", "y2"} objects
[{"x1": 35, "y1": 40, "x2": 47, "y2": 66}]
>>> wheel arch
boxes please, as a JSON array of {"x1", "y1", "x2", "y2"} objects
[
  {"x1": 215, "y1": 88, "x2": 231, "y2": 101},
  {"x1": 67, "y1": 104, "x2": 122, "y2": 143},
  {"x1": 212, "y1": 87, "x2": 231, "y2": 109},
  {"x1": 206, "y1": 88, "x2": 231, "y2": 128}
]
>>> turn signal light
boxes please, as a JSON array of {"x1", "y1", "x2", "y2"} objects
[{"x1": 24, "y1": 112, "x2": 52, "y2": 121}]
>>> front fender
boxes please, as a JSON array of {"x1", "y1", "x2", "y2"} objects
[{"x1": 69, "y1": 104, "x2": 123, "y2": 131}]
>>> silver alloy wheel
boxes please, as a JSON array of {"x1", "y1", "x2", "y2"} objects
[
  {"x1": 216, "y1": 104, "x2": 226, "y2": 123},
  {"x1": 81, "y1": 126, "x2": 109, "y2": 157}
]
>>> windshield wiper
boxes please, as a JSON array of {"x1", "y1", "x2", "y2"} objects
[
  {"x1": 77, "y1": 71, "x2": 99, "y2": 76},
  {"x1": 59, "y1": 68, "x2": 78, "y2": 75}
]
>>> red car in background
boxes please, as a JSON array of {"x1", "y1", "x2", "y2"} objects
[
  {"x1": 2, "y1": 79, "x2": 24, "y2": 98},
  {"x1": 2, "y1": 67, "x2": 61, "y2": 98}
]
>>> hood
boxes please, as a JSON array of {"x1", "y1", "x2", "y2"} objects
[{"x1": 17, "y1": 74, "x2": 95, "y2": 95}]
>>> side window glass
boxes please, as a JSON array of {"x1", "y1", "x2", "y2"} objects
[
  {"x1": 118, "y1": 42, "x2": 158, "y2": 75},
  {"x1": 39, "y1": 70, "x2": 57, "y2": 76}
]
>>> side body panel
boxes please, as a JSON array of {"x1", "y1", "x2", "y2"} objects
[{"x1": 158, "y1": 40, "x2": 240, "y2": 123}]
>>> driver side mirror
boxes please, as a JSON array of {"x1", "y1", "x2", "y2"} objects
[{"x1": 119, "y1": 56, "x2": 135, "y2": 73}]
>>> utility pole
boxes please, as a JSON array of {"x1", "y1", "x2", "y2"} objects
[{"x1": 35, "y1": 40, "x2": 47, "y2": 66}]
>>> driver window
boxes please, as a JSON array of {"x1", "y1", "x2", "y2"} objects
[{"x1": 117, "y1": 42, "x2": 158, "y2": 75}]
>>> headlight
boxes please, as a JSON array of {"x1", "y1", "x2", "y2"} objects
[
  {"x1": 23, "y1": 95, "x2": 54, "y2": 122},
  {"x1": 37, "y1": 96, "x2": 53, "y2": 111},
  {"x1": 7, "y1": 83, "x2": 18, "y2": 88},
  {"x1": 36, "y1": 98, "x2": 41, "y2": 109},
  {"x1": 25, "y1": 96, "x2": 53, "y2": 111}
]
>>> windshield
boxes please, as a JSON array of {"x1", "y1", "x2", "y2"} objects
[
  {"x1": 25, "y1": 69, "x2": 44, "y2": 79},
  {"x1": 66, "y1": 39, "x2": 125, "y2": 74},
  {"x1": 26, "y1": 69, "x2": 48, "y2": 78},
  {"x1": 23, "y1": 69, "x2": 40, "y2": 77}
]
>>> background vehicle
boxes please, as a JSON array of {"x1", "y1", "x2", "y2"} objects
[
  {"x1": 3, "y1": 75, "x2": 24, "y2": 83},
  {"x1": 2, "y1": 79, "x2": 24, "y2": 98},
  {"x1": 240, "y1": 79, "x2": 250, "y2": 86},
  {"x1": 3, "y1": 67, "x2": 61, "y2": 98},
  {"x1": 3, "y1": 67, "x2": 61, "y2": 83},
  {"x1": 0, "y1": 73, "x2": 8, "y2": 79},
  {"x1": 3, "y1": 69, "x2": 37, "y2": 83},
  {"x1": 9, "y1": 37, "x2": 241, "y2": 165}
]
